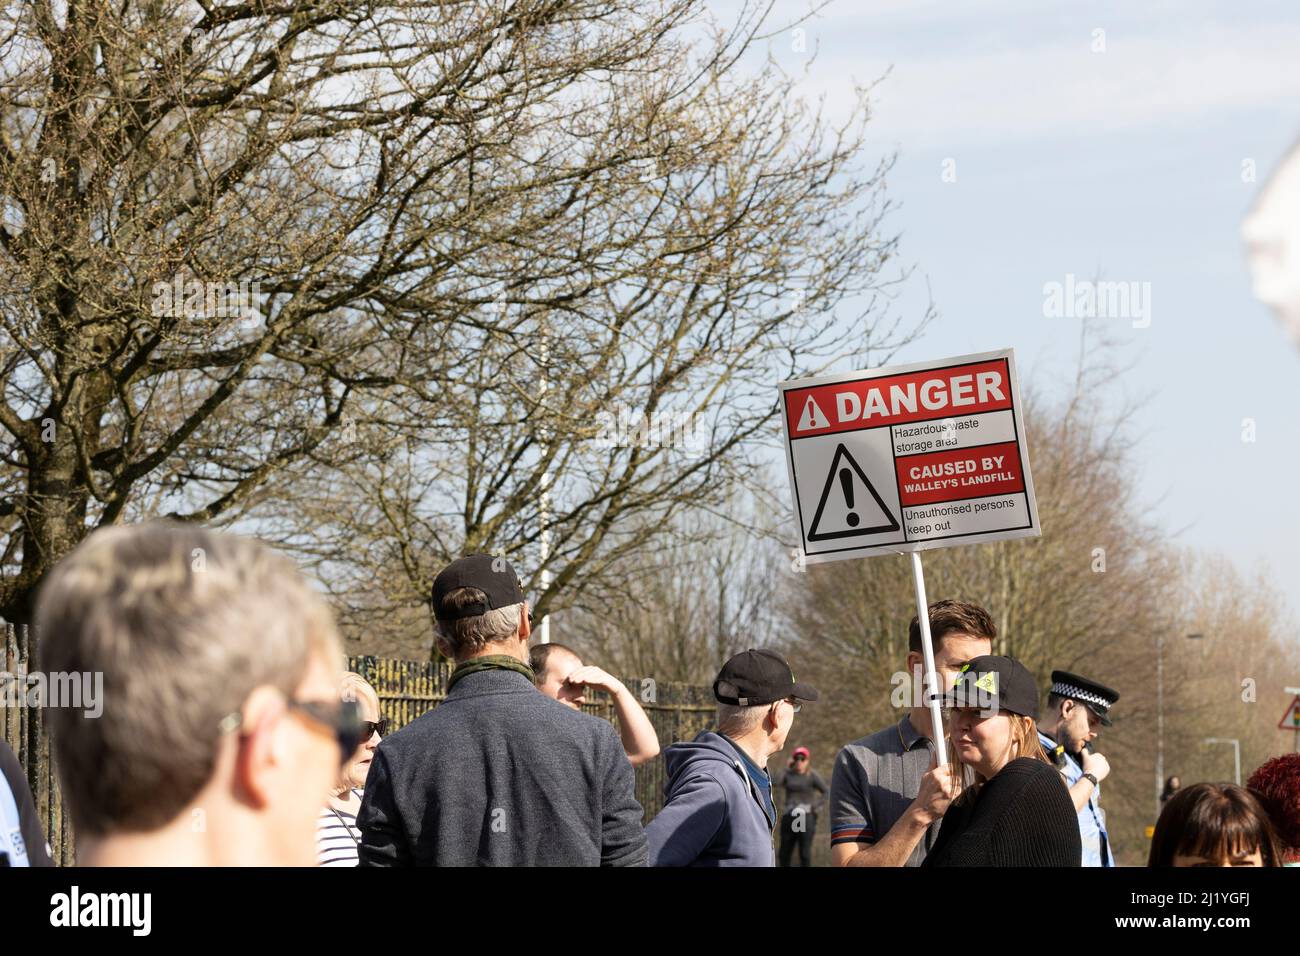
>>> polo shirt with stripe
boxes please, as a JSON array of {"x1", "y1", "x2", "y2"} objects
[{"x1": 829, "y1": 715, "x2": 939, "y2": 866}]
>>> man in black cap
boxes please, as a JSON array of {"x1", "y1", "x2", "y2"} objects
[
  {"x1": 644, "y1": 648, "x2": 817, "y2": 866},
  {"x1": 356, "y1": 554, "x2": 647, "y2": 866},
  {"x1": 1035, "y1": 669, "x2": 1120, "y2": 867}
]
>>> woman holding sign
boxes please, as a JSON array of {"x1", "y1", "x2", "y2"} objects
[{"x1": 922, "y1": 656, "x2": 1081, "y2": 867}]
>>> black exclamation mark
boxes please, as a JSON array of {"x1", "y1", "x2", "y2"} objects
[{"x1": 840, "y1": 468, "x2": 858, "y2": 527}]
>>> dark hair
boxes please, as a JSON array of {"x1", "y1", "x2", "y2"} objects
[
  {"x1": 1247, "y1": 754, "x2": 1300, "y2": 860},
  {"x1": 908, "y1": 600, "x2": 996, "y2": 654},
  {"x1": 528, "y1": 642, "x2": 581, "y2": 684},
  {"x1": 1161, "y1": 775, "x2": 1181, "y2": 800},
  {"x1": 1148, "y1": 782, "x2": 1283, "y2": 867}
]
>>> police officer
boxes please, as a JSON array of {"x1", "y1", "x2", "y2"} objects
[{"x1": 1035, "y1": 670, "x2": 1120, "y2": 867}]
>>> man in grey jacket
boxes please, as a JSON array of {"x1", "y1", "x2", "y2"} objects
[
  {"x1": 645, "y1": 648, "x2": 817, "y2": 866},
  {"x1": 357, "y1": 554, "x2": 647, "y2": 866}
]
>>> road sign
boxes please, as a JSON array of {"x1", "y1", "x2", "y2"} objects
[
  {"x1": 779, "y1": 348, "x2": 1041, "y2": 564},
  {"x1": 1279, "y1": 695, "x2": 1300, "y2": 730}
]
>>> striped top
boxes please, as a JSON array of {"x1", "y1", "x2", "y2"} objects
[{"x1": 317, "y1": 789, "x2": 363, "y2": 867}]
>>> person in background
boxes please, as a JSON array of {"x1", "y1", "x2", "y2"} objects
[
  {"x1": 1246, "y1": 754, "x2": 1300, "y2": 866},
  {"x1": 1148, "y1": 782, "x2": 1283, "y2": 867},
  {"x1": 646, "y1": 648, "x2": 818, "y2": 866},
  {"x1": 923, "y1": 656, "x2": 1081, "y2": 867},
  {"x1": 0, "y1": 739, "x2": 52, "y2": 866},
  {"x1": 775, "y1": 746, "x2": 827, "y2": 867},
  {"x1": 317, "y1": 673, "x2": 385, "y2": 866},
  {"x1": 530, "y1": 642, "x2": 660, "y2": 766},
  {"x1": 37, "y1": 521, "x2": 361, "y2": 866},
  {"x1": 1161, "y1": 775, "x2": 1182, "y2": 808},
  {"x1": 357, "y1": 554, "x2": 646, "y2": 866},
  {"x1": 1035, "y1": 670, "x2": 1120, "y2": 867},
  {"x1": 831, "y1": 600, "x2": 994, "y2": 866}
]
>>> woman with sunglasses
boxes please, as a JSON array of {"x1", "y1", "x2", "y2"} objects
[{"x1": 317, "y1": 673, "x2": 386, "y2": 866}]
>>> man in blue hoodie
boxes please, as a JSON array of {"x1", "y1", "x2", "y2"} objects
[{"x1": 646, "y1": 648, "x2": 818, "y2": 866}]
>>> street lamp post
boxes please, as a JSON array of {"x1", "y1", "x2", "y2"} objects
[
  {"x1": 1204, "y1": 737, "x2": 1241, "y2": 786},
  {"x1": 1157, "y1": 632, "x2": 1203, "y2": 819},
  {"x1": 537, "y1": 314, "x2": 552, "y2": 644}
]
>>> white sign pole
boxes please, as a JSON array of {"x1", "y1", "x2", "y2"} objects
[{"x1": 909, "y1": 551, "x2": 948, "y2": 765}]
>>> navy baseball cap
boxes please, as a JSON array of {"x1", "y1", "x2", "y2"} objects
[
  {"x1": 713, "y1": 648, "x2": 819, "y2": 707},
  {"x1": 430, "y1": 553, "x2": 526, "y2": 623}
]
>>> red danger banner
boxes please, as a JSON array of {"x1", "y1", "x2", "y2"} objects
[{"x1": 784, "y1": 359, "x2": 1013, "y2": 438}]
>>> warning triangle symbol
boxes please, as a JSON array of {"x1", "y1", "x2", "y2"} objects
[
  {"x1": 796, "y1": 396, "x2": 830, "y2": 432},
  {"x1": 1279, "y1": 695, "x2": 1300, "y2": 730},
  {"x1": 808, "y1": 443, "x2": 900, "y2": 541}
]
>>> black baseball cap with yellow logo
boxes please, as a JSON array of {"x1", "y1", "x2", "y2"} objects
[
  {"x1": 713, "y1": 648, "x2": 819, "y2": 707},
  {"x1": 940, "y1": 654, "x2": 1040, "y2": 719}
]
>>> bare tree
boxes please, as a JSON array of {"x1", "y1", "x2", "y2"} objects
[
  {"x1": 0, "y1": 0, "x2": 925, "y2": 636},
  {"x1": 555, "y1": 492, "x2": 784, "y2": 683}
]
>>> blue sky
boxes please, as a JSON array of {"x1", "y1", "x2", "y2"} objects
[{"x1": 743, "y1": 0, "x2": 1300, "y2": 614}]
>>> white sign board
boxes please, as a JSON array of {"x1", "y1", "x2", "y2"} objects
[{"x1": 779, "y1": 348, "x2": 1040, "y2": 564}]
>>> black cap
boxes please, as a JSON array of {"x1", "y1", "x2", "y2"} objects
[
  {"x1": 1049, "y1": 670, "x2": 1120, "y2": 727},
  {"x1": 430, "y1": 553, "x2": 526, "y2": 624},
  {"x1": 713, "y1": 648, "x2": 819, "y2": 707},
  {"x1": 941, "y1": 655, "x2": 1040, "y2": 719}
]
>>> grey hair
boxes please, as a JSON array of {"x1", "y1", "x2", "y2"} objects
[
  {"x1": 435, "y1": 594, "x2": 526, "y2": 656},
  {"x1": 717, "y1": 702, "x2": 768, "y2": 737},
  {"x1": 37, "y1": 520, "x2": 342, "y2": 837}
]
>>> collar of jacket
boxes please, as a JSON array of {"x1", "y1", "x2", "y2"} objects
[
  {"x1": 718, "y1": 734, "x2": 777, "y2": 832},
  {"x1": 447, "y1": 655, "x2": 535, "y2": 692}
]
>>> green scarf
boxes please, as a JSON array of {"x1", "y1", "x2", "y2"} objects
[{"x1": 447, "y1": 654, "x2": 535, "y2": 692}]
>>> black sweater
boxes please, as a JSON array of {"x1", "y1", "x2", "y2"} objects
[{"x1": 922, "y1": 757, "x2": 1081, "y2": 867}]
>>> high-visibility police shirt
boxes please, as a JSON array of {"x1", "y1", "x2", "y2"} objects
[{"x1": 1039, "y1": 730, "x2": 1113, "y2": 867}]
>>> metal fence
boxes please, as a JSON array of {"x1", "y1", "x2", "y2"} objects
[
  {"x1": 347, "y1": 654, "x2": 716, "y2": 820},
  {"x1": 1, "y1": 623, "x2": 714, "y2": 864},
  {"x1": 2, "y1": 623, "x2": 75, "y2": 864}
]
